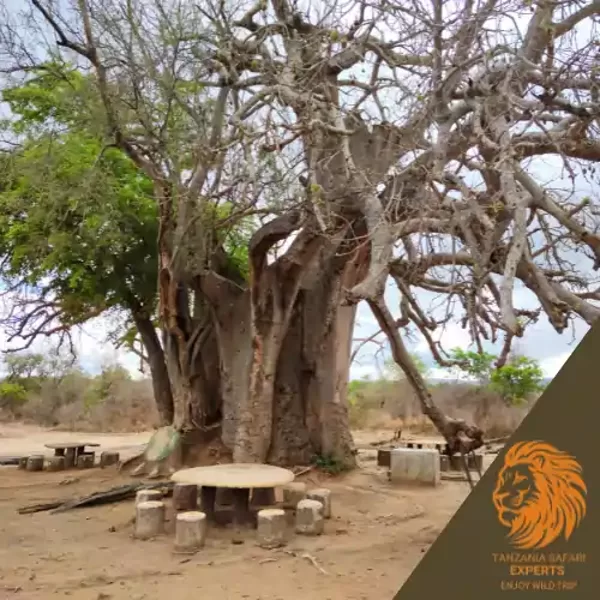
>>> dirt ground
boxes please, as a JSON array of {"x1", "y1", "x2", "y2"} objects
[{"x1": 0, "y1": 424, "x2": 490, "y2": 600}]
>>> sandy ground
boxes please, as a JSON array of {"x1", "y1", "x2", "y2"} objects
[
  {"x1": 0, "y1": 423, "x2": 150, "y2": 460},
  {"x1": 0, "y1": 424, "x2": 489, "y2": 600}
]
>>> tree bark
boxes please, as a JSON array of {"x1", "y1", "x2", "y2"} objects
[
  {"x1": 132, "y1": 311, "x2": 175, "y2": 426},
  {"x1": 267, "y1": 241, "x2": 363, "y2": 468},
  {"x1": 368, "y1": 298, "x2": 484, "y2": 455}
]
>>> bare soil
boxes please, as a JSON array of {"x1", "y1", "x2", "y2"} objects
[{"x1": 0, "y1": 424, "x2": 488, "y2": 600}]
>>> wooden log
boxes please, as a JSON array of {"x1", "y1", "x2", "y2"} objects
[
  {"x1": 135, "y1": 501, "x2": 165, "y2": 540},
  {"x1": 172, "y1": 483, "x2": 198, "y2": 511},
  {"x1": 174, "y1": 511, "x2": 207, "y2": 553},
  {"x1": 100, "y1": 451, "x2": 120, "y2": 468},
  {"x1": 26, "y1": 455, "x2": 44, "y2": 472}
]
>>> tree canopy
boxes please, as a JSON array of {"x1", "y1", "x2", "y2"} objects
[{"x1": 0, "y1": 65, "x2": 158, "y2": 352}]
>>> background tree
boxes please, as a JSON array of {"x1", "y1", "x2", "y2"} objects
[
  {"x1": 1, "y1": 0, "x2": 599, "y2": 466},
  {"x1": 0, "y1": 64, "x2": 174, "y2": 424},
  {"x1": 489, "y1": 355, "x2": 545, "y2": 405},
  {"x1": 449, "y1": 347, "x2": 544, "y2": 404}
]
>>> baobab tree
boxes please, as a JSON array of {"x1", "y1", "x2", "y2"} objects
[{"x1": 1, "y1": 0, "x2": 599, "y2": 466}]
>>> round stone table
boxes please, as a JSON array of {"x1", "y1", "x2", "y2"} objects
[
  {"x1": 44, "y1": 442, "x2": 100, "y2": 469},
  {"x1": 171, "y1": 464, "x2": 295, "y2": 528}
]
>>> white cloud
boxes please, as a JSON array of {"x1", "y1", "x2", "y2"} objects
[{"x1": 538, "y1": 352, "x2": 573, "y2": 379}]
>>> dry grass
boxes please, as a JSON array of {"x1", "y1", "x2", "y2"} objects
[
  {"x1": 2, "y1": 369, "x2": 159, "y2": 432},
  {"x1": 2, "y1": 364, "x2": 530, "y2": 440},
  {"x1": 348, "y1": 379, "x2": 533, "y2": 438}
]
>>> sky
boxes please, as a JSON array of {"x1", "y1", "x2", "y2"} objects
[{"x1": 0, "y1": 286, "x2": 590, "y2": 382}]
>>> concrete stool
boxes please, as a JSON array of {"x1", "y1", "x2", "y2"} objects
[
  {"x1": 174, "y1": 511, "x2": 207, "y2": 553},
  {"x1": 390, "y1": 448, "x2": 440, "y2": 486},
  {"x1": 100, "y1": 451, "x2": 120, "y2": 468},
  {"x1": 135, "y1": 500, "x2": 165, "y2": 540},
  {"x1": 77, "y1": 454, "x2": 95, "y2": 469},
  {"x1": 295, "y1": 499, "x2": 324, "y2": 536},
  {"x1": 257, "y1": 508, "x2": 287, "y2": 549},
  {"x1": 282, "y1": 482, "x2": 307, "y2": 509},
  {"x1": 307, "y1": 488, "x2": 332, "y2": 519},
  {"x1": 136, "y1": 489, "x2": 163, "y2": 505},
  {"x1": 26, "y1": 455, "x2": 44, "y2": 472},
  {"x1": 46, "y1": 456, "x2": 66, "y2": 472},
  {"x1": 173, "y1": 483, "x2": 198, "y2": 511}
]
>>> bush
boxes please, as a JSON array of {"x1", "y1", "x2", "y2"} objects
[
  {"x1": 449, "y1": 348, "x2": 544, "y2": 405},
  {"x1": 489, "y1": 356, "x2": 544, "y2": 404},
  {"x1": 0, "y1": 380, "x2": 28, "y2": 412},
  {"x1": 347, "y1": 346, "x2": 545, "y2": 437},
  {"x1": 0, "y1": 351, "x2": 158, "y2": 431}
]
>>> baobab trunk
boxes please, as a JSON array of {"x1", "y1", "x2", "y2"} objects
[
  {"x1": 267, "y1": 242, "x2": 363, "y2": 468},
  {"x1": 163, "y1": 240, "x2": 360, "y2": 468}
]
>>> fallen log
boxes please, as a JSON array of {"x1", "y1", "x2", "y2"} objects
[
  {"x1": 0, "y1": 456, "x2": 23, "y2": 466},
  {"x1": 17, "y1": 480, "x2": 174, "y2": 515}
]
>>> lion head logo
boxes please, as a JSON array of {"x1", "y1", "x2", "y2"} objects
[{"x1": 492, "y1": 440, "x2": 587, "y2": 550}]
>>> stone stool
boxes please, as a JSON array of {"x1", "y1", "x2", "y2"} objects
[
  {"x1": 282, "y1": 482, "x2": 307, "y2": 509},
  {"x1": 100, "y1": 451, "x2": 120, "y2": 468},
  {"x1": 295, "y1": 499, "x2": 324, "y2": 536},
  {"x1": 135, "y1": 500, "x2": 165, "y2": 540},
  {"x1": 174, "y1": 511, "x2": 207, "y2": 553},
  {"x1": 77, "y1": 454, "x2": 95, "y2": 469},
  {"x1": 306, "y1": 488, "x2": 332, "y2": 519},
  {"x1": 135, "y1": 489, "x2": 163, "y2": 505},
  {"x1": 46, "y1": 456, "x2": 66, "y2": 472},
  {"x1": 257, "y1": 508, "x2": 287, "y2": 549},
  {"x1": 26, "y1": 455, "x2": 44, "y2": 472}
]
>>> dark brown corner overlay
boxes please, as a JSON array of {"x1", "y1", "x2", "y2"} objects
[{"x1": 393, "y1": 322, "x2": 599, "y2": 599}]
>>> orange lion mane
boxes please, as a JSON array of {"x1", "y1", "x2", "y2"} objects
[{"x1": 492, "y1": 440, "x2": 587, "y2": 550}]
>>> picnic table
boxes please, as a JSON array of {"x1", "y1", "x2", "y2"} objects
[
  {"x1": 171, "y1": 463, "x2": 295, "y2": 528},
  {"x1": 44, "y1": 442, "x2": 100, "y2": 468}
]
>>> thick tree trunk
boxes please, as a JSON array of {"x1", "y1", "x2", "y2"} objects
[
  {"x1": 159, "y1": 241, "x2": 361, "y2": 470},
  {"x1": 133, "y1": 311, "x2": 174, "y2": 426},
  {"x1": 267, "y1": 242, "x2": 362, "y2": 468},
  {"x1": 267, "y1": 292, "x2": 356, "y2": 468}
]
